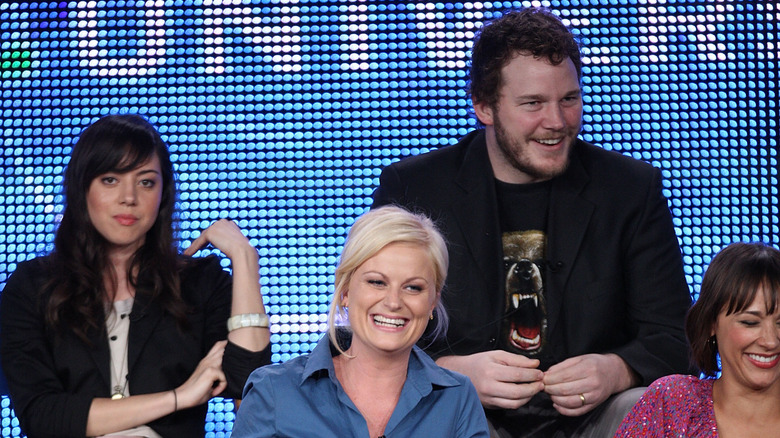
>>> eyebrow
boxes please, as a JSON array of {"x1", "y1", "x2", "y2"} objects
[
  {"x1": 362, "y1": 271, "x2": 430, "y2": 283},
  {"x1": 737, "y1": 309, "x2": 769, "y2": 317},
  {"x1": 515, "y1": 88, "x2": 582, "y2": 102}
]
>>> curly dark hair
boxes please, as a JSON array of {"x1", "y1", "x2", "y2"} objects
[
  {"x1": 470, "y1": 7, "x2": 582, "y2": 110},
  {"x1": 685, "y1": 242, "x2": 780, "y2": 377},
  {"x1": 46, "y1": 114, "x2": 188, "y2": 342}
]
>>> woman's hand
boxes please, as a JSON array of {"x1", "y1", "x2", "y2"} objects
[
  {"x1": 175, "y1": 340, "x2": 228, "y2": 409},
  {"x1": 183, "y1": 219, "x2": 255, "y2": 260},
  {"x1": 86, "y1": 340, "x2": 228, "y2": 436},
  {"x1": 184, "y1": 219, "x2": 269, "y2": 353}
]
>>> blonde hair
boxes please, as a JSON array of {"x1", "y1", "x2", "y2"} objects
[{"x1": 327, "y1": 205, "x2": 449, "y2": 352}]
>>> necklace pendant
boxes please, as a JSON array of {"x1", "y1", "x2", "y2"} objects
[{"x1": 111, "y1": 385, "x2": 125, "y2": 400}]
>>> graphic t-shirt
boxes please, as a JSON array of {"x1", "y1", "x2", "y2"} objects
[{"x1": 495, "y1": 179, "x2": 551, "y2": 358}]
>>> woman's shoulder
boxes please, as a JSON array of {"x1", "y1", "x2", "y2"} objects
[
  {"x1": 246, "y1": 354, "x2": 311, "y2": 388},
  {"x1": 645, "y1": 374, "x2": 713, "y2": 402},
  {"x1": 3, "y1": 256, "x2": 52, "y2": 293},
  {"x1": 9, "y1": 256, "x2": 51, "y2": 275},
  {"x1": 650, "y1": 374, "x2": 710, "y2": 389},
  {"x1": 410, "y1": 346, "x2": 472, "y2": 389}
]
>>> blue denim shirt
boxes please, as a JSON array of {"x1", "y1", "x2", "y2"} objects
[{"x1": 232, "y1": 333, "x2": 489, "y2": 437}]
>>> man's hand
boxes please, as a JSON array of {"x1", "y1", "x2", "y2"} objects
[
  {"x1": 542, "y1": 353, "x2": 637, "y2": 416},
  {"x1": 437, "y1": 350, "x2": 544, "y2": 409}
]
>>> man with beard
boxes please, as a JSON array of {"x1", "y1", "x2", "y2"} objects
[{"x1": 371, "y1": 7, "x2": 694, "y2": 437}]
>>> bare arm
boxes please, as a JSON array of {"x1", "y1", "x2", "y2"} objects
[
  {"x1": 86, "y1": 341, "x2": 228, "y2": 436},
  {"x1": 184, "y1": 219, "x2": 270, "y2": 352}
]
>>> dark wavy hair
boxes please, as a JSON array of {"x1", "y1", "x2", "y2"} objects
[
  {"x1": 685, "y1": 242, "x2": 780, "y2": 377},
  {"x1": 470, "y1": 7, "x2": 582, "y2": 110},
  {"x1": 45, "y1": 114, "x2": 188, "y2": 342}
]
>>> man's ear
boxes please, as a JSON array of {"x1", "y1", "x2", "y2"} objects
[{"x1": 473, "y1": 99, "x2": 495, "y2": 126}]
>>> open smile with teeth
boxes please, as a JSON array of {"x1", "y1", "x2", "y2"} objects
[
  {"x1": 747, "y1": 353, "x2": 780, "y2": 363},
  {"x1": 535, "y1": 138, "x2": 563, "y2": 146},
  {"x1": 373, "y1": 315, "x2": 406, "y2": 328}
]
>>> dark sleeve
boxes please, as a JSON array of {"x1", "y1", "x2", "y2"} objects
[
  {"x1": 610, "y1": 168, "x2": 694, "y2": 382},
  {"x1": 192, "y1": 256, "x2": 271, "y2": 399},
  {"x1": 372, "y1": 162, "x2": 408, "y2": 209},
  {"x1": 0, "y1": 260, "x2": 93, "y2": 438},
  {"x1": 223, "y1": 340, "x2": 271, "y2": 399}
]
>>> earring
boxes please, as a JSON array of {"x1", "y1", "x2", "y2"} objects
[
  {"x1": 430, "y1": 313, "x2": 434, "y2": 320},
  {"x1": 708, "y1": 335, "x2": 717, "y2": 350}
]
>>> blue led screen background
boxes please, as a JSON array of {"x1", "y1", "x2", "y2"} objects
[{"x1": 1, "y1": 0, "x2": 777, "y2": 436}]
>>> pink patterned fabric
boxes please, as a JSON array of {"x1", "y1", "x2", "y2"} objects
[{"x1": 614, "y1": 375, "x2": 718, "y2": 437}]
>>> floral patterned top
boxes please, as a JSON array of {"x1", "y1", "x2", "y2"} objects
[{"x1": 614, "y1": 374, "x2": 718, "y2": 437}]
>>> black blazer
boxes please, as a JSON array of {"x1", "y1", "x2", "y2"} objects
[
  {"x1": 372, "y1": 130, "x2": 693, "y2": 383},
  {"x1": 0, "y1": 256, "x2": 270, "y2": 438}
]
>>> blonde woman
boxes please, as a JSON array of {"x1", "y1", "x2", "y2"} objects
[{"x1": 233, "y1": 206, "x2": 488, "y2": 437}]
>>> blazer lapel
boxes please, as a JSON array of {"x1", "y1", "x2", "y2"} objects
[
  {"x1": 127, "y1": 291, "x2": 165, "y2": 374},
  {"x1": 545, "y1": 141, "x2": 594, "y2": 337},
  {"x1": 451, "y1": 133, "x2": 504, "y2": 304},
  {"x1": 85, "y1": 321, "x2": 112, "y2": 393}
]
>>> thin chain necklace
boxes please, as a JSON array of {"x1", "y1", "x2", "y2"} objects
[{"x1": 107, "y1": 298, "x2": 133, "y2": 400}]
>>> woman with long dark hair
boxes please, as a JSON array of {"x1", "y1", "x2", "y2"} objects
[{"x1": 0, "y1": 114, "x2": 271, "y2": 437}]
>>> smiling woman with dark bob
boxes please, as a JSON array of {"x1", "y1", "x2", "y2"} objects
[
  {"x1": 615, "y1": 242, "x2": 780, "y2": 437},
  {"x1": 0, "y1": 114, "x2": 271, "y2": 437}
]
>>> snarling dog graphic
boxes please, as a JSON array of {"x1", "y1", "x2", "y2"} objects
[{"x1": 501, "y1": 230, "x2": 547, "y2": 356}]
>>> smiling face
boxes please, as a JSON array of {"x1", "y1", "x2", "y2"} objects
[
  {"x1": 342, "y1": 242, "x2": 438, "y2": 359},
  {"x1": 475, "y1": 53, "x2": 583, "y2": 184},
  {"x1": 714, "y1": 289, "x2": 780, "y2": 392},
  {"x1": 86, "y1": 154, "x2": 163, "y2": 256}
]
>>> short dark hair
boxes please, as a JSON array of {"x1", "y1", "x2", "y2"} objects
[
  {"x1": 685, "y1": 242, "x2": 780, "y2": 377},
  {"x1": 470, "y1": 7, "x2": 582, "y2": 109}
]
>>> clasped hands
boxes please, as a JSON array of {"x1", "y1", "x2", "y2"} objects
[{"x1": 438, "y1": 350, "x2": 634, "y2": 416}]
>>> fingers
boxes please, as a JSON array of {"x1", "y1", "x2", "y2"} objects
[
  {"x1": 482, "y1": 380, "x2": 545, "y2": 410},
  {"x1": 210, "y1": 371, "x2": 228, "y2": 397},
  {"x1": 489, "y1": 349, "x2": 542, "y2": 369},
  {"x1": 197, "y1": 341, "x2": 226, "y2": 370},
  {"x1": 543, "y1": 354, "x2": 618, "y2": 416},
  {"x1": 182, "y1": 219, "x2": 251, "y2": 258},
  {"x1": 182, "y1": 233, "x2": 207, "y2": 256},
  {"x1": 551, "y1": 391, "x2": 597, "y2": 416},
  {"x1": 177, "y1": 342, "x2": 230, "y2": 409},
  {"x1": 543, "y1": 356, "x2": 587, "y2": 385},
  {"x1": 448, "y1": 351, "x2": 544, "y2": 410},
  {"x1": 208, "y1": 340, "x2": 228, "y2": 355}
]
